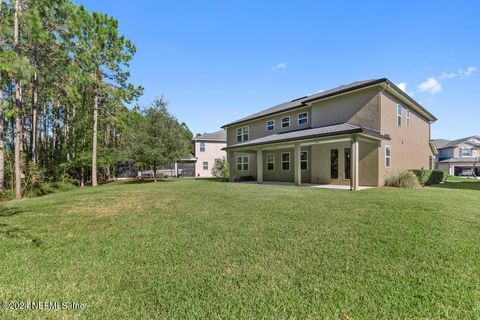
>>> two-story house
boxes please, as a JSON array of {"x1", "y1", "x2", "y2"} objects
[
  {"x1": 193, "y1": 130, "x2": 227, "y2": 177},
  {"x1": 222, "y1": 78, "x2": 437, "y2": 189},
  {"x1": 434, "y1": 136, "x2": 480, "y2": 177}
]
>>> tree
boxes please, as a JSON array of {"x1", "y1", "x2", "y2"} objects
[
  {"x1": 130, "y1": 98, "x2": 191, "y2": 182},
  {"x1": 211, "y1": 157, "x2": 229, "y2": 180}
]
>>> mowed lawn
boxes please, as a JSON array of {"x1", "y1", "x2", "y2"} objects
[{"x1": 0, "y1": 179, "x2": 479, "y2": 319}]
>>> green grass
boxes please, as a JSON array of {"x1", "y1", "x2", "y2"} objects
[{"x1": 0, "y1": 179, "x2": 479, "y2": 319}]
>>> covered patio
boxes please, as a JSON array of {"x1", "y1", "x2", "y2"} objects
[{"x1": 226, "y1": 123, "x2": 389, "y2": 190}]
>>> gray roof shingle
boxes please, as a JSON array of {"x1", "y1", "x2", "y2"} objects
[
  {"x1": 222, "y1": 78, "x2": 437, "y2": 128},
  {"x1": 225, "y1": 123, "x2": 388, "y2": 149},
  {"x1": 193, "y1": 130, "x2": 226, "y2": 142},
  {"x1": 434, "y1": 136, "x2": 480, "y2": 149}
]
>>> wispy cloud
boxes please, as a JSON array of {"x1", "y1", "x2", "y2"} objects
[
  {"x1": 397, "y1": 82, "x2": 414, "y2": 96},
  {"x1": 458, "y1": 66, "x2": 477, "y2": 77},
  {"x1": 439, "y1": 71, "x2": 456, "y2": 79},
  {"x1": 270, "y1": 62, "x2": 286, "y2": 71},
  {"x1": 418, "y1": 78, "x2": 442, "y2": 94}
]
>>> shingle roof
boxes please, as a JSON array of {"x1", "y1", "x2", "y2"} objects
[
  {"x1": 434, "y1": 136, "x2": 480, "y2": 149},
  {"x1": 193, "y1": 130, "x2": 226, "y2": 142},
  {"x1": 222, "y1": 78, "x2": 436, "y2": 128},
  {"x1": 225, "y1": 123, "x2": 389, "y2": 149},
  {"x1": 438, "y1": 157, "x2": 480, "y2": 163}
]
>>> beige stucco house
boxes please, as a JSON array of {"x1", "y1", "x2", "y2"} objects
[
  {"x1": 222, "y1": 78, "x2": 437, "y2": 189},
  {"x1": 193, "y1": 130, "x2": 227, "y2": 177},
  {"x1": 434, "y1": 136, "x2": 480, "y2": 177}
]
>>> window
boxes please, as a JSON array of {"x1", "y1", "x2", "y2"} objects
[
  {"x1": 330, "y1": 149, "x2": 339, "y2": 179},
  {"x1": 281, "y1": 116, "x2": 290, "y2": 128},
  {"x1": 298, "y1": 112, "x2": 308, "y2": 125},
  {"x1": 266, "y1": 154, "x2": 274, "y2": 171},
  {"x1": 460, "y1": 148, "x2": 473, "y2": 157},
  {"x1": 385, "y1": 146, "x2": 391, "y2": 168},
  {"x1": 281, "y1": 152, "x2": 290, "y2": 170},
  {"x1": 406, "y1": 109, "x2": 411, "y2": 126},
  {"x1": 344, "y1": 148, "x2": 351, "y2": 179},
  {"x1": 236, "y1": 156, "x2": 249, "y2": 171},
  {"x1": 236, "y1": 126, "x2": 249, "y2": 142},
  {"x1": 266, "y1": 120, "x2": 275, "y2": 131},
  {"x1": 397, "y1": 104, "x2": 402, "y2": 127},
  {"x1": 300, "y1": 151, "x2": 308, "y2": 170},
  {"x1": 200, "y1": 142, "x2": 205, "y2": 152},
  {"x1": 202, "y1": 162, "x2": 208, "y2": 170}
]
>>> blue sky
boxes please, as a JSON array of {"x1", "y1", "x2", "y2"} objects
[{"x1": 75, "y1": 0, "x2": 479, "y2": 139}]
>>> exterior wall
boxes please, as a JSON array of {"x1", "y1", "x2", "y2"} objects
[
  {"x1": 226, "y1": 106, "x2": 311, "y2": 146},
  {"x1": 262, "y1": 146, "x2": 311, "y2": 183},
  {"x1": 452, "y1": 142, "x2": 480, "y2": 158},
  {"x1": 438, "y1": 147, "x2": 454, "y2": 160},
  {"x1": 310, "y1": 140, "x2": 379, "y2": 186},
  {"x1": 436, "y1": 162, "x2": 453, "y2": 175},
  {"x1": 378, "y1": 91, "x2": 432, "y2": 185},
  {"x1": 231, "y1": 151, "x2": 257, "y2": 180},
  {"x1": 194, "y1": 140, "x2": 226, "y2": 177},
  {"x1": 310, "y1": 86, "x2": 382, "y2": 132}
]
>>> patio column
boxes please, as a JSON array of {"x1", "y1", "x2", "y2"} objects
[
  {"x1": 350, "y1": 136, "x2": 359, "y2": 190},
  {"x1": 228, "y1": 151, "x2": 235, "y2": 182},
  {"x1": 257, "y1": 149, "x2": 263, "y2": 183},
  {"x1": 294, "y1": 143, "x2": 301, "y2": 186}
]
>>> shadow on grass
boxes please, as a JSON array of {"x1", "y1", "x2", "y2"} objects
[
  {"x1": 429, "y1": 180, "x2": 480, "y2": 191},
  {"x1": 194, "y1": 177, "x2": 229, "y2": 183},
  {"x1": 0, "y1": 206, "x2": 40, "y2": 246},
  {"x1": 117, "y1": 178, "x2": 176, "y2": 185}
]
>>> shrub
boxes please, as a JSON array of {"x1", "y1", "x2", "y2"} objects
[
  {"x1": 211, "y1": 157, "x2": 229, "y2": 180},
  {"x1": 385, "y1": 171, "x2": 421, "y2": 188},
  {"x1": 235, "y1": 175, "x2": 255, "y2": 182},
  {"x1": 411, "y1": 169, "x2": 448, "y2": 186}
]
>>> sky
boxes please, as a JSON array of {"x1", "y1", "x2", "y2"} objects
[{"x1": 74, "y1": 0, "x2": 480, "y2": 140}]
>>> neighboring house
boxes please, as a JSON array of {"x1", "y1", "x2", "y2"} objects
[
  {"x1": 222, "y1": 78, "x2": 437, "y2": 189},
  {"x1": 433, "y1": 136, "x2": 480, "y2": 177},
  {"x1": 193, "y1": 130, "x2": 227, "y2": 177}
]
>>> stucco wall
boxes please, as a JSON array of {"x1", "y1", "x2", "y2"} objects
[
  {"x1": 194, "y1": 141, "x2": 226, "y2": 177},
  {"x1": 262, "y1": 146, "x2": 311, "y2": 183},
  {"x1": 378, "y1": 91, "x2": 432, "y2": 185}
]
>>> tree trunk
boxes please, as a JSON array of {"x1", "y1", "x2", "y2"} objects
[
  {"x1": 153, "y1": 164, "x2": 157, "y2": 182},
  {"x1": 0, "y1": 72, "x2": 4, "y2": 193},
  {"x1": 14, "y1": 0, "x2": 22, "y2": 199},
  {"x1": 43, "y1": 102, "x2": 48, "y2": 168},
  {"x1": 31, "y1": 71, "x2": 39, "y2": 163},
  {"x1": 80, "y1": 167, "x2": 85, "y2": 187},
  {"x1": 91, "y1": 81, "x2": 98, "y2": 187}
]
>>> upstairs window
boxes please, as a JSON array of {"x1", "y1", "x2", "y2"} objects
[
  {"x1": 266, "y1": 120, "x2": 275, "y2": 131},
  {"x1": 298, "y1": 112, "x2": 308, "y2": 125},
  {"x1": 266, "y1": 154, "x2": 274, "y2": 171},
  {"x1": 460, "y1": 148, "x2": 473, "y2": 157},
  {"x1": 406, "y1": 109, "x2": 411, "y2": 126},
  {"x1": 200, "y1": 142, "x2": 205, "y2": 152},
  {"x1": 236, "y1": 126, "x2": 249, "y2": 142},
  {"x1": 385, "y1": 146, "x2": 392, "y2": 168},
  {"x1": 281, "y1": 152, "x2": 290, "y2": 170},
  {"x1": 397, "y1": 104, "x2": 402, "y2": 127},
  {"x1": 281, "y1": 116, "x2": 290, "y2": 128},
  {"x1": 236, "y1": 156, "x2": 249, "y2": 171}
]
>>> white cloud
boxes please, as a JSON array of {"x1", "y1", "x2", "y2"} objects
[
  {"x1": 439, "y1": 71, "x2": 456, "y2": 79},
  {"x1": 397, "y1": 82, "x2": 407, "y2": 92},
  {"x1": 418, "y1": 77, "x2": 442, "y2": 94},
  {"x1": 458, "y1": 66, "x2": 477, "y2": 77},
  {"x1": 270, "y1": 62, "x2": 286, "y2": 71}
]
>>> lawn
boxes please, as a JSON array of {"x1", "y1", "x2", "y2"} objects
[{"x1": 0, "y1": 179, "x2": 479, "y2": 319}]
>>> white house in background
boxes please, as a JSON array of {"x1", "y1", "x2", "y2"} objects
[
  {"x1": 433, "y1": 135, "x2": 480, "y2": 177},
  {"x1": 193, "y1": 130, "x2": 227, "y2": 177}
]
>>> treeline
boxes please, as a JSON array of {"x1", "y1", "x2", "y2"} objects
[{"x1": 0, "y1": 0, "x2": 192, "y2": 199}]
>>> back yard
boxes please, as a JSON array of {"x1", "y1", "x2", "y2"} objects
[{"x1": 0, "y1": 179, "x2": 479, "y2": 319}]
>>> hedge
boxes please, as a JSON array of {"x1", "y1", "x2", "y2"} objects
[{"x1": 411, "y1": 169, "x2": 448, "y2": 186}]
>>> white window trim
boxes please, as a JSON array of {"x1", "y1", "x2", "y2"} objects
[
  {"x1": 460, "y1": 147, "x2": 472, "y2": 157},
  {"x1": 265, "y1": 120, "x2": 275, "y2": 131},
  {"x1": 406, "y1": 109, "x2": 410, "y2": 126},
  {"x1": 298, "y1": 112, "x2": 309, "y2": 125},
  {"x1": 385, "y1": 145, "x2": 392, "y2": 168},
  {"x1": 397, "y1": 104, "x2": 402, "y2": 127},
  {"x1": 202, "y1": 161, "x2": 208, "y2": 170},
  {"x1": 199, "y1": 142, "x2": 206, "y2": 152},
  {"x1": 300, "y1": 150, "x2": 308, "y2": 170},
  {"x1": 266, "y1": 153, "x2": 275, "y2": 171},
  {"x1": 281, "y1": 152, "x2": 291, "y2": 171},
  {"x1": 281, "y1": 116, "x2": 290, "y2": 128},
  {"x1": 236, "y1": 155, "x2": 249, "y2": 171},
  {"x1": 236, "y1": 126, "x2": 249, "y2": 142}
]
